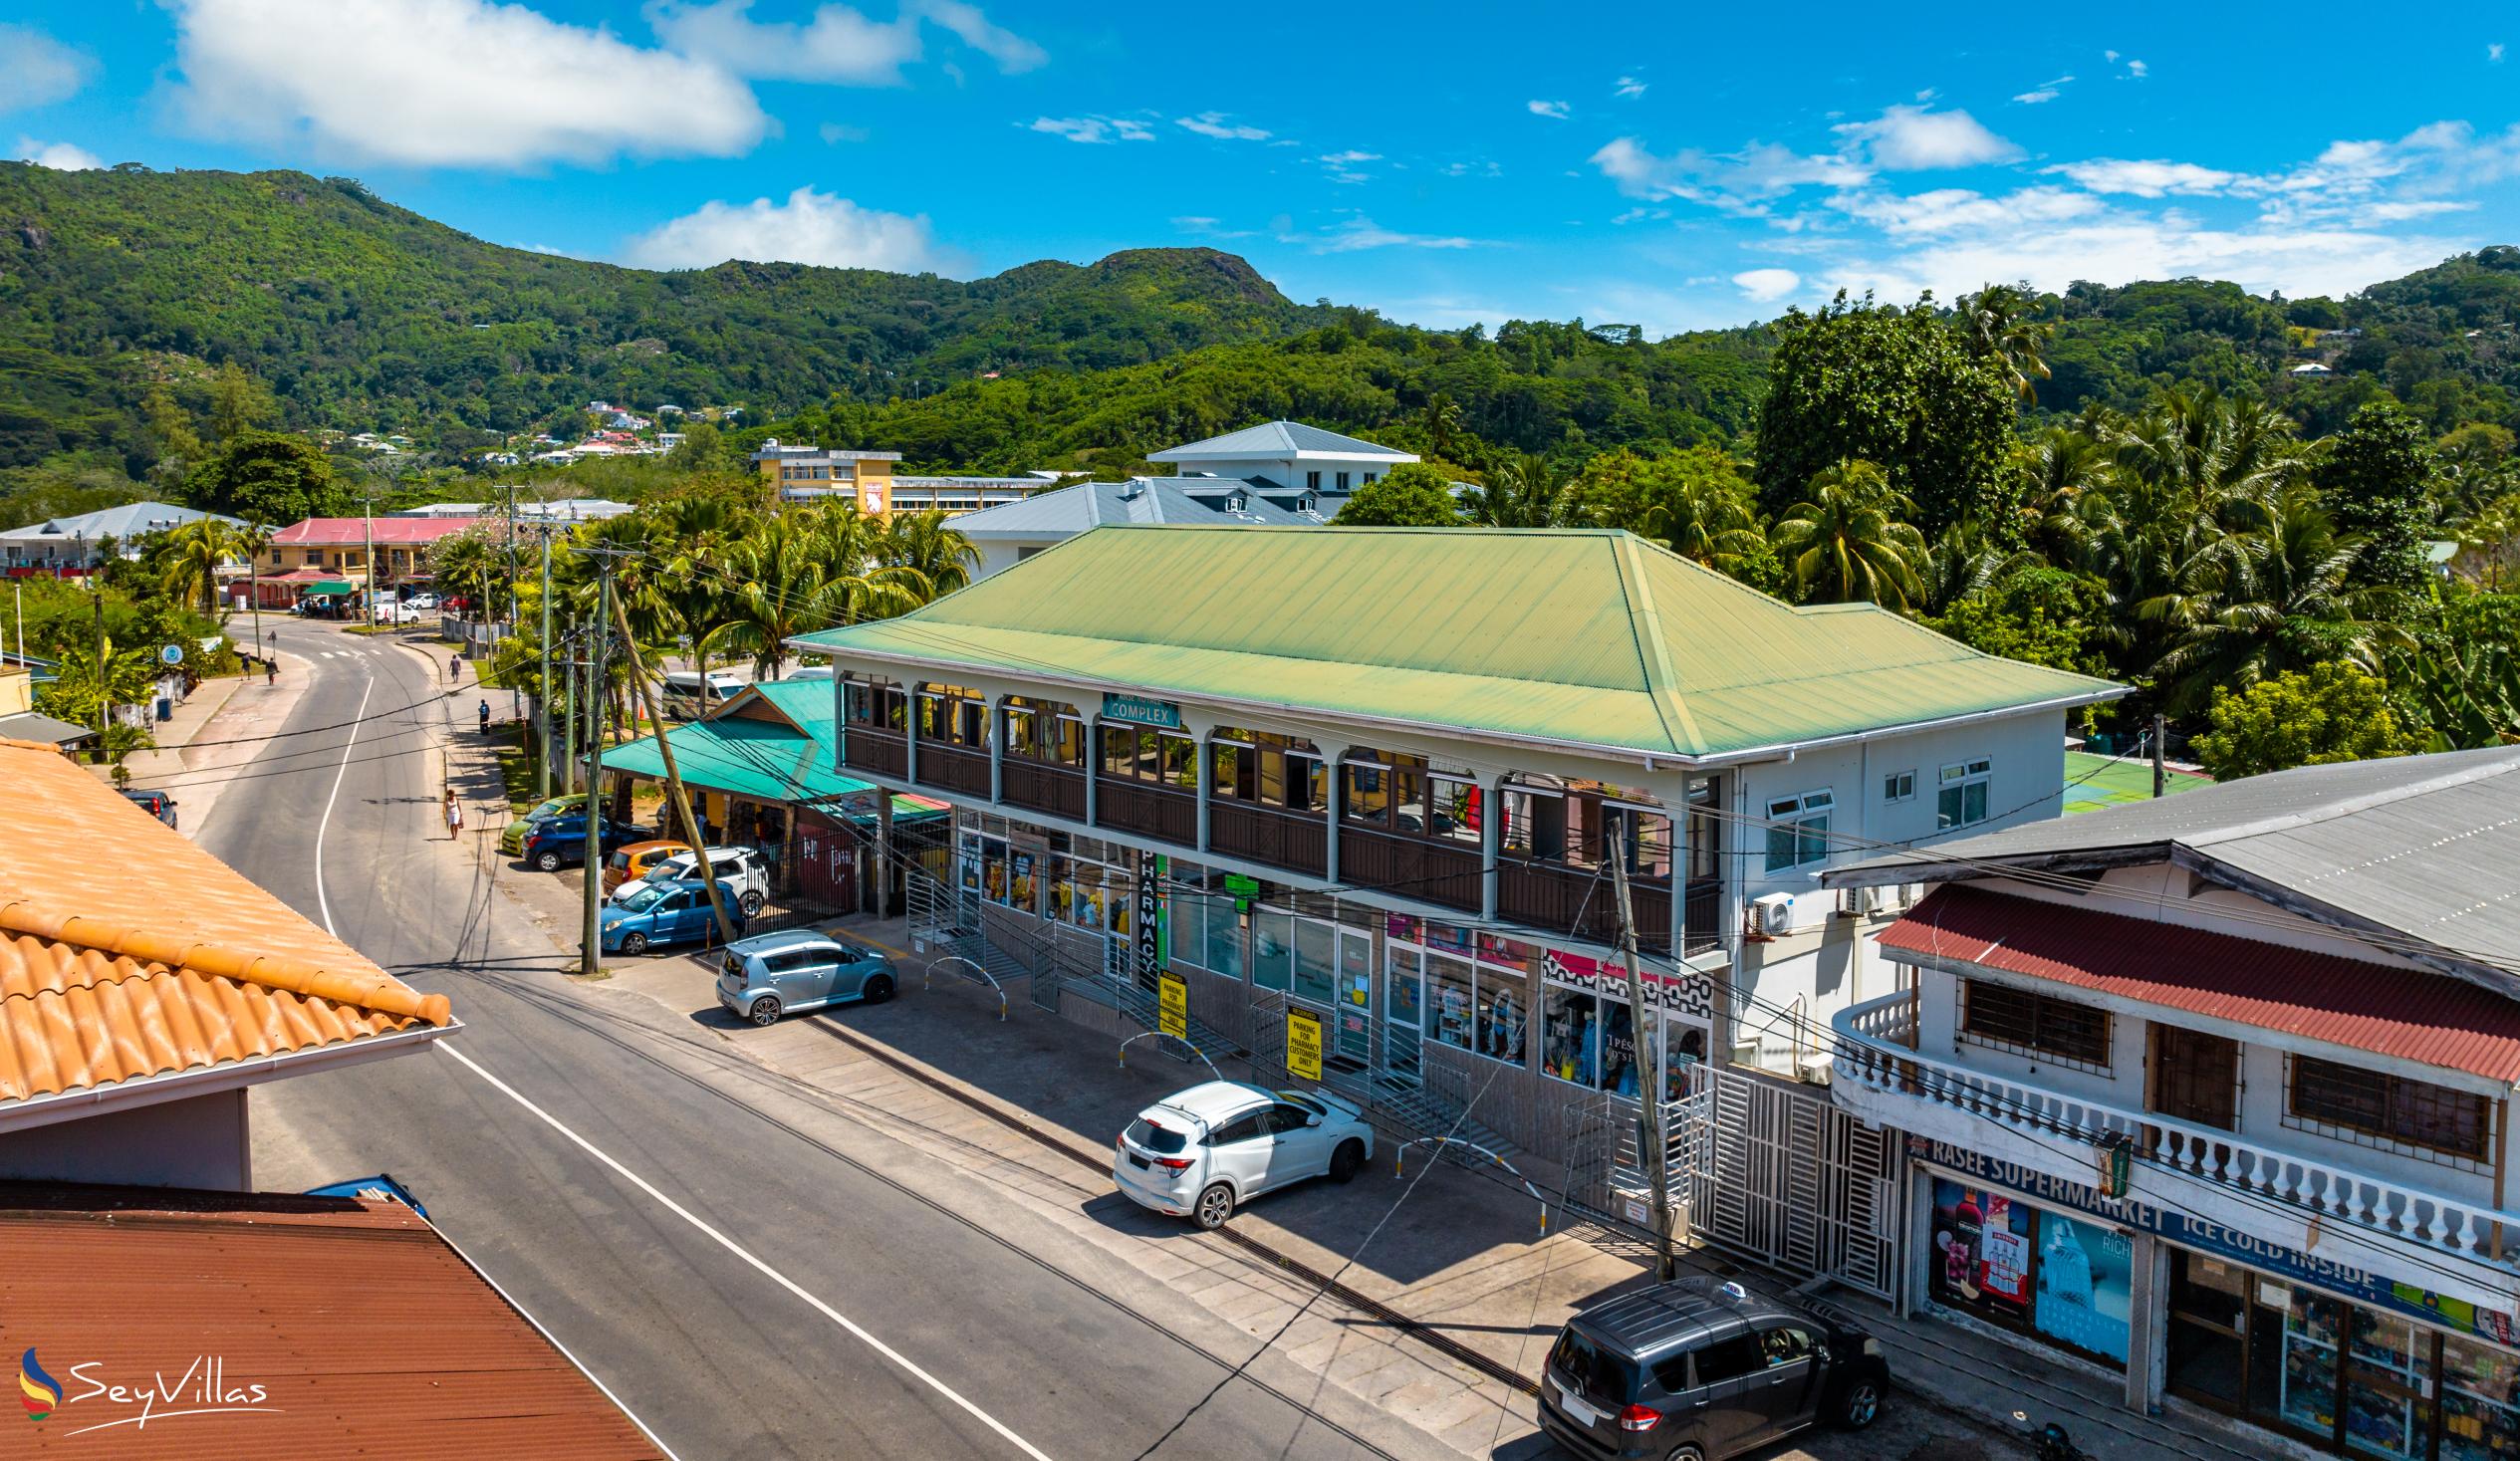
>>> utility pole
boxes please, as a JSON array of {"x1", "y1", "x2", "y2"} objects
[
  {"x1": 89, "y1": 568, "x2": 107, "y2": 739},
  {"x1": 584, "y1": 574, "x2": 610, "y2": 978},
  {"x1": 610, "y1": 584, "x2": 739, "y2": 945},
  {"x1": 2150, "y1": 713, "x2": 2166, "y2": 799},
  {"x1": 536, "y1": 523, "x2": 554, "y2": 799},
  {"x1": 248, "y1": 523, "x2": 263, "y2": 661},
  {"x1": 503, "y1": 483, "x2": 522, "y2": 723},
  {"x1": 1612, "y1": 848, "x2": 1677, "y2": 1283},
  {"x1": 362, "y1": 485, "x2": 376, "y2": 621}
]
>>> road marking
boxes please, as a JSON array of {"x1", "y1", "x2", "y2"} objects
[
  {"x1": 433, "y1": 1043, "x2": 1057, "y2": 1461},
  {"x1": 311, "y1": 673, "x2": 376, "y2": 936}
]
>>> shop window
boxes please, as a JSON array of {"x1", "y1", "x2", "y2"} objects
[
  {"x1": 1959, "y1": 978, "x2": 2111, "y2": 1071},
  {"x1": 1763, "y1": 790, "x2": 1833, "y2": 872},
  {"x1": 2286, "y1": 1056, "x2": 2494, "y2": 1168},
  {"x1": 1253, "y1": 909, "x2": 1293, "y2": 993},
  {"x1": 1927, "y1": 1180, "x2": 2131, "y2": 1367},
  {"x1": 1476, "y1": 977, "x2": 1526, "y2": 1064},
  {"x1": 1427, "y1": 953, "x2": 1474, "y2": 1051},
  {"x1": 1542, "y1": 987, "x2": 1599, "y2": 1085},
  {"x1": 1292, "y1": 917, "x2": 1337, "y2": 1006},
  {"x1": 1428, "y1": 774, "x2": 1482, "y2": 846},
  {"x1": 1937, "y1": 758, "x2": 1993, "y2": 830}
]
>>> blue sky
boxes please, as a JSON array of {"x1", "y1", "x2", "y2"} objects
[{"x1": 7, "y1": 3, "x2": 2520, "y2": 335}]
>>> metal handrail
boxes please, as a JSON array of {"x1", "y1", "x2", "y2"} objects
[
  {"x1": 1118, "y1": 1030, "x2": 1221, "y2": 1084},
  {"x1": 1394, "y1": 1136, "x2": 1549, "y2": 1236},
  {"x1": 923, "y1": 953, "x2": 1006, "y2": 1021}
]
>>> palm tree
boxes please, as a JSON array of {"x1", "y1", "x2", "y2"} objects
[
  {"x1": 882, "y1": 512, "x2": 978, "y2": 600},
  {"x1": 158, "y1": 516, "x2": 252, "y2": 615},
  {"x1": 1459, "y1": 454, "x2": 1561, "y2": 527},
  {"x1": 2144, "y1": 482, "x2": 2411, "y2": 714},
  {"x1": 695, "y1": 516, "x2": 852, "y2": 679},
  {"x1": 1419, "y1": 393, "x2": 1464, "y2": 460},
  {"x1": 1957, "y1": 284, "x2": 2054, "y2": 401},
  {"x1": 1769, "y1": 461, "x2": 1930, "y2": 609},
  {"x1": 1640, "y1": 474, "x2": 1765, "y2": 576}
]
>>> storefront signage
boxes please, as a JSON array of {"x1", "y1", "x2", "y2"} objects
[
  {"x1": 1158, "y1": 973, "x2": 1187, "y2": 1040},
  {"x1": 1540, "y1": 947, "x2": 1711, "y2": 1019},
  {"x1": 1287, "y1": 1008, "x2": 1324, "y2": 1082},
  {"x1": 1222, "y1": 873, "x2": 1260, "y2": 910},
  {"x1": 1102, "y1": 693, "x2": 1182, "y2": 729},
  {"x1": 1911, "y1": 1137, "x2": 2520, "y2": 1343},
  {"x1": 1135, "y1": 852, "x2": 1162, "y2": 983}
]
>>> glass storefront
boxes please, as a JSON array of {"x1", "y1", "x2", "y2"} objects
[
  {"x1": 2167, "y1": 1248, "x2": 2520, "y2": 1461},
  {"x1": 1926, "y1": 1177, "x2": 2133, "y2": 1367}
]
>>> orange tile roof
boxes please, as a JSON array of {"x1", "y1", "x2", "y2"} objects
[
  {"x1": 0, "y1": 1183, "x2": 662, "y2": 1457},
  {"x1": 0, "y1": 739, "x2": 452, "y2": 1110}
]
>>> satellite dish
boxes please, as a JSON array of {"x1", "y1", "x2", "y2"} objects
[{"x1": 158, "y1": 644, "x2": 183, "y2": 666}]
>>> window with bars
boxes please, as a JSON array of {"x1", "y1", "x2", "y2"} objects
[
  {"x1": 2285, "y1": 1055, "x2": 2493, "y2": 1168},
  {"x1": 1958, "y1": 978, "x2": 2111, "y2": 1070}
]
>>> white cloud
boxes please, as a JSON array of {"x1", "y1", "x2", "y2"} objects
[
  {"x1": 1175, "y1": 112, "x2": 1269, "y2": 141},
  {"x1": 1614, "y1": 76, "x2": 1647, "y2": 100},
  {"x1": 1591, "y1": 135, "x2": 1872, "y2": 210},
  {"x1": 909, "y1": 0, "x2": 1046, "y2": 73},
  {"x1": 647, "y1": 0, "x2": 920, "y2": 85},
  {"x1": 2494, "y1": 43, "x2": 2507, "y2": 63},
  {"x1": 1833, "y1": 105, "x2": 2020, "y2": 169},
  {"x1": 2126, "y1": 60, "x2": 2148, "y2": 79},
  {"x1": 1731, "y1": 267, "x2": 1800, "y2": 302},
  {"x1": 2045, "y1": 157, "x2": 2239, "y2": 197},
  {"x1": 1441, "y1": 159, "x2": 1502, "y2": 178},
  {"x1": 0, "y1": 24, "x2": 93, "y2": 112},
  {"x1": 1293, "y1": 216, "x2": 1479, "y2": 254},
  {"x1": 1027, "y1": 115, "x2": 1152, "y2": 143},
  {"x1": 624, "y1": 185, "x2": 956, "y2": 273},
  {"x1": 1527, "y1": 100, "x2": 1570, "y2": 120},
  {"x1": 15, "y1": 136, "x2": 102, "y2": 170},
  {"x1": 2013, "y1": 74, "x2": 2073, "y2": 104},
  {"x1": 819, "y1": 122, "x2": 870, "y2": 143},
  {"x1": 1315, "y1": 148, "x2": 1382, "y2": 183},
  {"x1": 163, "y1": 0, "x2": 765, "y2": 166}
]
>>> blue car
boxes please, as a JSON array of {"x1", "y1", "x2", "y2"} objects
[
  {"x1": 601, "y1": 876, "x2": 745, "y2": 955},
  {"x1": 716, "y1": 929, "x2": 897, "y2": 1026},
  {"x1": 521, "y1": 813, "x2": 652, "y2": 871}
]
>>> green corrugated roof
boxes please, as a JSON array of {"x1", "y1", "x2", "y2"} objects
[
  {"x1": 603, "y1": 713, "x2": 863, "y2": 803},
  {"x1": 790, "y1": 527, "x2": 2124, "y2": 763}
]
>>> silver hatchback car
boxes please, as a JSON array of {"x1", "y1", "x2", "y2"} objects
[{"x1": 717, "y1": 929, "x2": 896, "y2": 1026}]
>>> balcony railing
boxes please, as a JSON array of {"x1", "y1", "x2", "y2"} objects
[
  {"x1": 1492, "y1": 862, "x2": 1726, "y2": 957},
  {"x1": 1338, "y1": 825, "x2": 1480, "y2": 913},
  {"x1": 1096, "y1": 778, "x2": 1196, "y2": 847},
  {"x1": 1000, "y1": 760, "x2": 1086, "y2": 822},
  {"x1": 914, "y1": 742, "x2": 993, "y2": 799},
  {"x1": 1832, "y1": 992, "x2": 2520, "y2": 1278},
  {"x1": 1208, "y1": 801, "x2": 1328, "y2": 877},
  {"x1": 842, "y1": 728, "x2": 906, "y2": 779}
]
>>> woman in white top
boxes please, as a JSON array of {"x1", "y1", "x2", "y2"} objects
[{"x1": 444, "y1": 790, "x2": 464, "y2": 842}]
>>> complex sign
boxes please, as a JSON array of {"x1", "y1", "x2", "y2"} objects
[{"x1": 1101, "y1": 693, "x2": 1182, "y2": 729}]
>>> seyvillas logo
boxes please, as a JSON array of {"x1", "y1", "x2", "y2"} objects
[
  {"x1": 19, "y1": 1352, "x2": 280, "y2": 1437},
  {"x1": 19, "y1": 1349, "x2": 60, "y2": 1421}
]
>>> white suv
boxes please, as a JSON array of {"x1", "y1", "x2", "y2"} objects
[
  {"x1": 636, "y1": 846, "x2": 773, "y2": 915},
  {"x1": 1113, "y1": 1082, "x2": 1374, "y2": 1229}
]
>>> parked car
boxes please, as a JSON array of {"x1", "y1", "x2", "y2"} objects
[
  {"x1": 636, "y1": 846, "x2": 773, "y2": 915},
  {"x1": 601, "y1": 839, "x2": 693, "y2": 894},
  {"x1": 1537, "y1": 1277, "x2": 1888, "y2": 1460},
  {"x1": 402, "y1": 593, "x2": 438, "y2": 611},
  {"x1": 660, "y1": 668, "x2": 749, "y2": 720},
  {"x1": 501, "y1": 793, "x2": 589, "y2": 855},
  {"x1": 600, "y1": 877, "x2": 745, "y2": 956},
  {"x1": 1112, "y1": 1082, "x2": 1371, "y2": 1230},
  {"x1": 118, "y1": 788, "x2": 178, "y2": 829},
  {"x1": 715, "y1": 930, "x2": 896, "y2": 1025},
  {"x1": 520, "y1": 813, "x2": 651, "y2": 871}
]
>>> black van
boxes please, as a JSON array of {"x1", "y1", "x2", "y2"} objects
[{"x1": 1538, "y1": 1277, "x2": 1888, "y2": 1460}]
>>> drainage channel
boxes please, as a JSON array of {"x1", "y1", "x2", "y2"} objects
[{"x1": 801, "y1": 1016, "x2": 1544, "y2": 1400}]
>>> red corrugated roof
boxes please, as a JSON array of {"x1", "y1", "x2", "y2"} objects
[
  {"x1": 1879, "y1": 884, "x2": 2520, "y2": 1084},
  {"x1": 0, "y1": 1184, "x2": 660, "y2": 1458},
  {"x1": 269, "y1": 518, "x2": 477, "y2": 545}
]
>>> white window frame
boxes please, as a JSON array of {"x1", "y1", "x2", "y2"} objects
[
  {"x1": 1763, "y1": 789, "x2": 1834, "y2": 873},
  {"x1": 1884, "y1": 769, "x2": 1916, "y2": 805},
  {"x1": 1936, "y1": 758, "x2": 1994, "y2": 831}
]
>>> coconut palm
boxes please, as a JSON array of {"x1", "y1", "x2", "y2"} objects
[
  {"x1": 157, "y1": 516, "x2": 252, "y2": 615},
  {"x1": 883, "y1": 511, "x2": 978, "y2": 601},
  {"x1": 1459, "y1": 454, "x2": 1561, "y2": 527},
  {"x1": 1640, "y1": 472, "x2": 1765, "y2": 575},
  {"x1": 1958, "y1": 284, "x2": 2054, "y2": 401},
  {"x1": 1769, "y1": 461, "x2": 1930, "y2": 609}
]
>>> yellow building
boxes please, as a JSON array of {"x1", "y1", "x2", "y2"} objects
[{"x1": 750, "y1": 442, "x2": 1038, "y2": 519}]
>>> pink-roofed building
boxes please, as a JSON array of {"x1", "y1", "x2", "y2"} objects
[{"x1": 255, "y1": 516, "x2": 481, "y2": 605}]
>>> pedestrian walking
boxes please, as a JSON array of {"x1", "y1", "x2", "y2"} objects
[
  {"x1": 264, "y1": 659, "x2": 276, "y2": 687},
  {"x1": 477, "y1": 699, "x2": 491, "y2": 736},
  {"x1": 444, "y1": 789, "x2": 464, "y2": 842},
  {"x1": 447, "y1": 653, "x2": 461, "y2": 684}
]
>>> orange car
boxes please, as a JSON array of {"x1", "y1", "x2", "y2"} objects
[{"x1": 601, "y1": 840, "x2": 693, "y2": 895}]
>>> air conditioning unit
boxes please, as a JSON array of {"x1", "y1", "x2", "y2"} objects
[{"x1": 1752, "y1": 891, "x2": 1798, "y2": 938}]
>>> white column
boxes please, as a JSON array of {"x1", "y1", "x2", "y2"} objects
[
  {"x1": 988, "y1": 695, "x2": 1006, "y2": 806},
  {"x1": 1481, "y1": 772, "x2": 1505, "y2": 921},
  {"x1": 1195, "y1": 730, "x2": 1214, "y2": 854},
  {"x1": 1084, "y1": 718, "x2": 1101, "y2": 829},
  {"x1": 904, "y1": 682, "x2": 921, "y2": 787}
]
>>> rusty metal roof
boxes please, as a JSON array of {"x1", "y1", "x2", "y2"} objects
[
  {"x1": 0, "y1": 1184, "x2": 661, "y2": 1457},
  {"x1": 1880, "y1": 884, "x2": 2520, "y2": 1084},
  {"x1": 0, "y1": 739, "x2": 452, "y2": 1115}
]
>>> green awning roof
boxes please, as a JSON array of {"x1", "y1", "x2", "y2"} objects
[
  {"x1": 602, "y1": 714, "x2": 865, "y2": 804},
  {"x1": 306, "y1": 580, "x2": 355, "y2": 596},
  {"x1": 790, "y1": 526, "x2": 2124, "y2": 764}
]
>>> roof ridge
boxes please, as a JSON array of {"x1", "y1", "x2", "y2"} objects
[
  {"x1": 0, "y1": 900, "x2": 450, "y2": 1027},
  {"x1": 2181, "y1": 748, "x2": 2520, "y2": 850},
  {"x1": 1609, "y1": 535, "x2": 1706, "y2": 758}
]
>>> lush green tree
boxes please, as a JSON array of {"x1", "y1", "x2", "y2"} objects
[
  {"x1": 2387, "y1": 586, "x2": 2520, "y2": 749},
  {"x1": 206, "y1": 363, "x2": 277, "y2": 443},
  {"x1": 1768, "y1": 460, "x2": 1930, "y2": 609},
  {"x1": 155, "y1": 516, "x2": 254, "y2": 614},
  {"x1": 2191, "y1": 662, "x2": 2421, "y2": 780},
  {"x1": 1457, "y1": 455, "x2": 1560, "y2": 527},
  {"x1": 2321, "y1": 397, "x2": 2435, "y2": 594},
  {"x1": 666, "y1": 420, "x2": 733, "y2": 473},
  {"x1": 884, "y1": 511, "x2": 979, "y2": 599},
  {"x1": 34, "y1": 633, "x2": 159, "y2": 738},
  {"x1": 1926, "y1": 567, "x2": 2111, "y2": 675},
  {"x1": 1335, "y1": 464, "x2": 1463, "y2": 526},
  {"x1": 1636, "y1": 447, "x2": 1766, "y2": 576},
  {"x1": 1752, "y1": 294, "x2": 2016, "y2": 534},
  {"x1": 1957, "y1": 283, "x2": 2055, "y2": 402},
  {"x1": 184, "y1": 433, "x2": 350, "y2": 523}
]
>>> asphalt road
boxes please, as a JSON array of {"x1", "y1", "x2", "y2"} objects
[{"x1": 211, "y1": 619, "x2": 1458, "y2": 1461}]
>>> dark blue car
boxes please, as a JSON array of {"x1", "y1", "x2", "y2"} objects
[{"x1": 521, "y1": 813, "x2": 651, "y2": 871}]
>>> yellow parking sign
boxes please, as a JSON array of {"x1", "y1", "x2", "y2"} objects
[
  {"x1": 1287, "y1": 1008, "x2": 1323, "y2": 1082},
  {"x1": 1158, "y1": 973, "x2": 1187, "y2": 1040}
]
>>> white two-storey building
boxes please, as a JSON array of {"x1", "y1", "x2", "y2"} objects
[{"x1": 1825, "y1": 747, "x2": 2520, "y2": 1461}]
